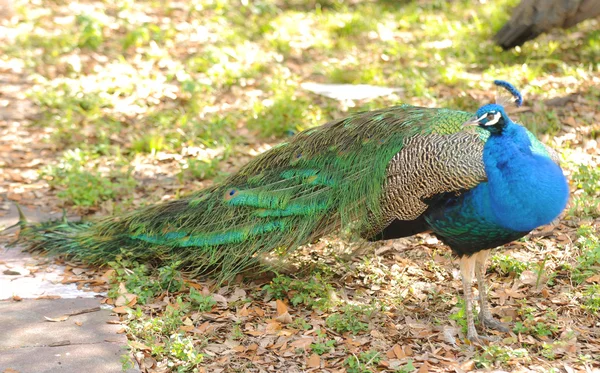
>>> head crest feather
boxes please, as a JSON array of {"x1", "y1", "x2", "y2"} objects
[{"x1": 493, "y1": 80, "x2": 523, "y2": 108}]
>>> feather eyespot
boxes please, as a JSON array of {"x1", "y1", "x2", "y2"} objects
[
  {"x1": 224, "y1": 188, "x2": 238, "y2": 201},
  {"x1": 291, "y1": 152, "x2": 303, "y2": 164}
]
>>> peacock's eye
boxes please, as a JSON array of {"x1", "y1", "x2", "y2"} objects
[{"x1": 486, "y1": 113, "x2": 495, "y2": 120}]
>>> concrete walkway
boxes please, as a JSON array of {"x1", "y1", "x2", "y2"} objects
[{"x1": 0, "y1": 208, "x2": 139, "y2": 373}]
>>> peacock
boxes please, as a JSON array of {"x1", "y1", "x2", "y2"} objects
[
  {"x1": 496, "y1": 0, "x2": 600, "y2": 49},
  {"x1": 18, "y1": 81, "x2": 569, "y2": 342}
]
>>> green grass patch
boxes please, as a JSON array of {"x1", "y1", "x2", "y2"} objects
[
  {"x1": 474, "y1": 345, "x2": 529, "y2": 369},
  {"x1": 42, "y1": 149, "x2": 135, "y2": 209},
  {"x1": 188, "y1": 288, "x2": 217, "y2": 312},
  {"x1": 582, "y1": 285, "x2": 600, "y2": 315},
  {"x1": 568, "y1": 165, "x2": 600, "y2": 218},
  {"x1": 343, "y1": 350, "x2": 386, "y2": 373},
  {"x1": 126, "y1": 300, "x2": 204, "y2": 369},
  {"x1": 325, "y1": 303, "x2": 378, "y2": 334},
  {"x1": 264, "y1": 274, "x2": 335, "y2": 310},
  {"x1": 309, "y1": 330, "x2": 336, "y2": 355},
  {"x1": 248, "y1": 86, "x2": 324, "y2": 138},
  {"x1": 108, "y1": 258, "x2": 185, "y2": 305},
  {"x1": 512, "y1": 302, "x2": 558, "y2": 338},
  {"x1": 490, "y1": 254, "x2": 529, "y2": 277},
  {"x1": 572, "y1": 226, "x2": 600, "y2": 283},
  {"x1": 448, "y1": 298, "x2": 470, "y2": 335}
]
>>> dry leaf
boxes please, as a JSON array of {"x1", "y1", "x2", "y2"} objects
[
  {"x1": 74, "y1": 321, "x2": 83, "y2": 326},
  {"x1": 238, "y1": 305, "x2": 250, "y2": 317},
  {"x1": 370, "y1": 329, "x2": 384, "y2": 338},
  {"x1": 306, "y1": 353, "x2": 320, "y2": 368},
  {"x1": 114, "y1": 283, "x2": 137, "y2": 307},
  {"x1": 185, "y1": 281, "x2": 203, "y2": 290},
  {"x1": 417, "y1": 361, "x2": 430, "y2": 373},
  {"x1": 392, "y1": 344, "x2": 405, "y2": 359},
  {"x1": 459, "y1": 360, "x2": 476, "y2": 371},
  {"x1": 586, "y1": 274, "x2": 600, "y2": 283},
  {"x1": 36, "y1": 295, "x2": 61, "y2": 300},
  {"x1": 44, "y1": 315, "x2": 69, "y2": 322},
  {"x1": 3, "y1": 368, "x2": 20, "y2": 373},
  {"x1": 275, "y1": 312, "x2": 292, "y2": 324},
  {"x1": 266, "y1": 320, "x2": 282, "y2": 333},
  {"x1": 71, "y1": 268, "x2": 85, "y2": 275},
  {"x1": 276, "y1": 299, "x2": 288, "y2": 316},
  {"x1": 141, "y1": 357, "x2": 156, "y2": 370},
  {"x1": 563, "y1": 116, "x2": 577, "y2": 127},
  {"x1": 12, "y1": 295, "x2": 22, "y2": 302},
  {"x1": 253, "y1": 307, "x2": 265, "y2": 317},
  {"x1": 290, "y1": 338, "x2": 313, "y2": 349},
  {"x1": 129, "y1": 341, "x2": 150, "y2": 350},
  {"x1": 229, "y1": 288, "x2": 247, "y2": 302},
  {"x1": 245, "y1": 330, "x2": 264, "y2": 336},
  {"x1": 180, "y1": 325, "x2": 194, "y2": 332},
  {"x1": 231, "y1": 345, "x2": 245, "y2": 353},
  {"x1": 112, "y1": 306, "x2": 130, "y2": 314}
]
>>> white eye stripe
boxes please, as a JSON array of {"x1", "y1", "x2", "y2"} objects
[
  {"x1": 475, "y1": 113, "x2": 488, "y2": 122},
  {"x1": 484, "y1": 112, "x2": 501, "y2": 126}
]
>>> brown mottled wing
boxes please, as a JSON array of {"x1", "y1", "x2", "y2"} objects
[{"x1": 373, "y1": 132, "x2": 486, "y2": 233}]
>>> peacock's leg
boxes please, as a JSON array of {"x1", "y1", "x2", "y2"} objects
[
  {"x1": 459, "y1": 254, "x2": 479, "y2": 342},
  {"x1": 475, "y1": 250, "x2": 510, "y2": 332}
]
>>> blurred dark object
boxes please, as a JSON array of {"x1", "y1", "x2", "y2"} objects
[{"x1": 495, "y1": 0, "x2": 600, "y2": 50}]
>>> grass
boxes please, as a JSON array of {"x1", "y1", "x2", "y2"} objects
[
  {"x1": 568, "y1": 165, "x2": 600, "y2": 218},
  {"x1": 512, "y1": 301, "x2": 559, "y2": 339},
  {"x1": 582, "y1": 285, "x2": 600, "y2": 315},
  {"x1": 6, "y1": 0, "x2": 598, "y2": 213},
  {"x1": 490, "y1": 253, "x2": 530, "y2": 277},
  {"x1": 309, "y1": 330, "x2": 336, "y2": 355},
  {"x1": 263, "y1": 273, "x2": 335, "y2": 310},
  {"x1": 108, "y1": 258, "x2": 185, "y2": 305},
  {"x1": 41, "y1": 149, "x2": 136, "y2": 211},
  {"x1": 448, "y1": 298, "x2": 474, "y2": 335},
  {"x1": 572, "y1": 226, "x2": 600, "y2": 283},
  {"x1": 189, "y1": 288, "x2": 217, "y2": 312},
  {"x1": 475, "y1": 345, "x2": 529, "y2": 369},
  {"x1": 344, "y1": 350, "x2": 384, "y2": 373},
  {"x1": 325, "y1": 303, "x2": 379, "y2": 334},
  {"x1": 126, "y1": 301, "x2": 205, "y2": 369}
]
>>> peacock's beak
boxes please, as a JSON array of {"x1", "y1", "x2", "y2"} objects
[
  {"x1": 463, "y1": 113, "x2": 488, "y2": 127},
  {"x1": 462, "y1": 117, "x2": 480, "y2": 127}
]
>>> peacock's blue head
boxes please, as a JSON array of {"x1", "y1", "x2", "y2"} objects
[
  {"x1": 465, "y1": 80, "x2": 522, "y2": 134},
  {"x1": 468, "y1": 103, "x2": 513, "y2": 134}
]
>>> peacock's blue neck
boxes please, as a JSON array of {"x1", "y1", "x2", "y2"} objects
[{"x1": 478, "y1": 123, "x2": 569, "y2": 232}]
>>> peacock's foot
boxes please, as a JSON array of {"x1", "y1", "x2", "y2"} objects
[
  {"x1": 466, "y1": 330, "x2": 500, "y2": 346},
  {"x1": 479, "y1": 312, "x2": 511, "y2": 333}
]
